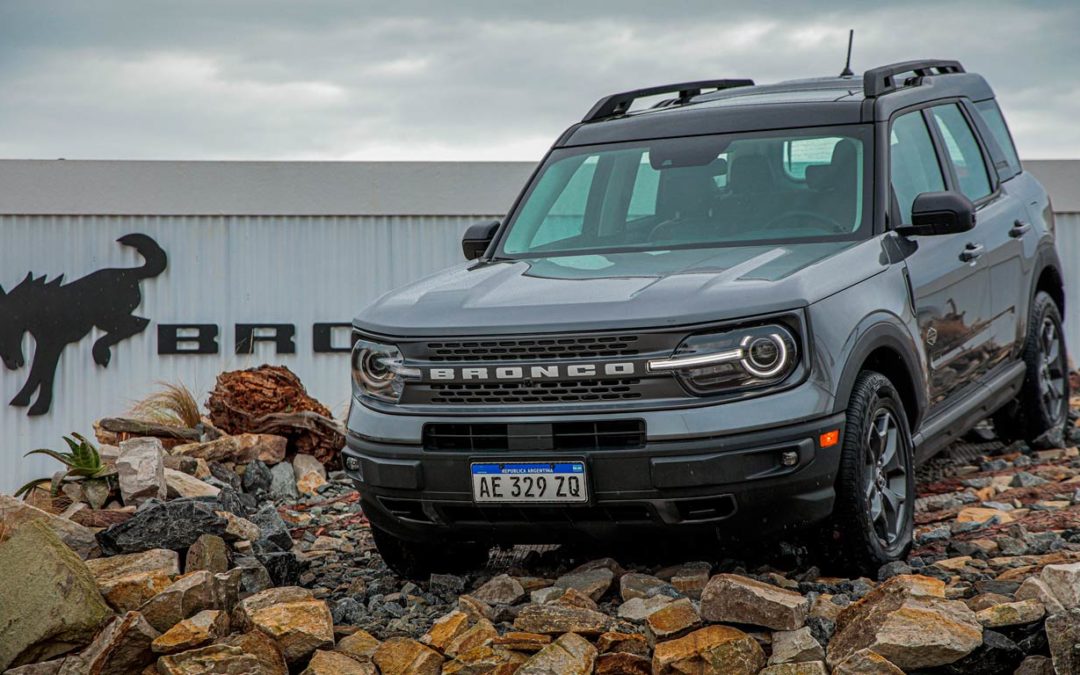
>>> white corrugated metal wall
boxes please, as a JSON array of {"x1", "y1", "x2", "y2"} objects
[
  {"x1": 1053, "y1": 213, "x2": 1080, "y2": 361},
  {"x1": 0, "y1": 214, "x2": 490, "y2": 494}
]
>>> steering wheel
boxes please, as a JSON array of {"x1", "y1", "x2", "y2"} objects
[{"x1": 764, "y1": 210, "x2": 845, "y2": 233}]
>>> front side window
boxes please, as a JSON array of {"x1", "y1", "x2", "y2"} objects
[
  {"x1": 930, "y1": 104, "x2": 992, "y2": 201},
  {"x1": 500, "y1": 126, "x2": 871, "y2": 257},
  {"x1": 890, "y1": 111, "x2": 946, "y2": 226}
]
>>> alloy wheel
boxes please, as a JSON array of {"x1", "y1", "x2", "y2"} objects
[
  {"x1": 1038, "y1": 316, "x2": 1067, "y2": 425},
  {"x1": 864, "y1": 408, "x2": 908, "y2": 548}
]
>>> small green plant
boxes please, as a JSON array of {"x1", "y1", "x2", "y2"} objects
[
  {"x1": 14, "y1": 433, "x2": 116, "y2": 507},
  {"x1": 130, "y1": 382, "x2": 202, "y2": 428}
]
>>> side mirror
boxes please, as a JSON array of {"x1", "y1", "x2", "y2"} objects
[
  {"x1": 896, "y1": 191, "x2": 976, "y2": 236},
  {"x1": 462, "y1": 220, "x2": 500, "y2": 260}
]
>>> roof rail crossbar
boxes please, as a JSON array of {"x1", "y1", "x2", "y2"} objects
[
  {"x1": 582, "y1": 79, "x2": 754, "y2": 123},
  {"x1": 863, "y1": 59, "x2": 965, "y2": 98}
]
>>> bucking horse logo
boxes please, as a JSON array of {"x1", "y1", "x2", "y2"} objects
[{"x1": 0, "y1": 233, "x2": 167, "y2": 415}]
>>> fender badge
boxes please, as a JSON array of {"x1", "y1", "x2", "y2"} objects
[{"x1": 926, "y1": 327, "x2": 938, "y2": 347}]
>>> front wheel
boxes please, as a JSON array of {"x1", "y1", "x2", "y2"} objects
[
  {"x1": 370, "y1": 524, "x2": 490, "y2": 580},
  {"x1": 822, "y1": 371, "x2": 915, "y2": 574}
]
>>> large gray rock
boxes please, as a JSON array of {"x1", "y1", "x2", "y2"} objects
[
  {"x1": 0, "y1": 494, "x2": 100, "y2": 559},
  {"x1": 0, "y1": 520, "x2": 113, "y2": 670},
  {"x1": 700, "y1": 574, "x2": 810, "y2": 630},
  {"x1": 826, "y1": 575, "x2": 982, "y2": 670},
  {"x1": 1040, "y1": 562, "x2": 1080, "y2": 610},
  {"x1": 96, "y1": 499, "x2": 228, "y2": 554},
  {"x1": 116, "y1": 437, "x2": 166, "y2": 506},
  {"x1": 242, "y1": 459, "x2": 273, "y2": 497},
  {"x1": 269, "y1": 461, "x2": 299, "y2": 500},
  {"x1": 249, "y1": 502, "x2": 293, "y2": 551},
  {"x1": 1046, "y1": 608, "x2": 1080, "y2": 675},
  {"x1": 472, "y1": 574, "x2": 525, "y2": 605}
]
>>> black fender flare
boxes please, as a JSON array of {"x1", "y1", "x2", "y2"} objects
[{"x1": 832, "y1": 317, "x2": 928, "y2": 432}]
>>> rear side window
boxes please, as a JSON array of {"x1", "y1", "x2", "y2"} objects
[
  {"x1": 890, "y1": 111, "x2": 946, "y2": 226},
  {"x1": 783, "y1": 137, "x2": 843, "y2": 180},
  {"x1": 929, "y1": 104, "x2": 992, "y2": 201},
  {"x1": 975, "y1": 100, "x2": 1022, "y2": 178}
]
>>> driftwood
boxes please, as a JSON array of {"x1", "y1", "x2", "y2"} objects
[
  {"x1": 207, "y1": 365, "x2": 344, "y2": 465},
  {"x1": 98, "y1": 417, "x2": 201, "y2": 441}
]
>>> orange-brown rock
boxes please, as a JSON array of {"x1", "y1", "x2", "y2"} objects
[
  {"x1": 645, "y1": 597, "x2": 702, "y2": 645},
  {"x1": 444, "y1": 618, "x2": 498, "y2": 658},
  {"x1": 442, "y1": 646, "x2": 528, "y2": 675},
  {"x1": 596, "y1": 651, "x2": 651, "y2": 675},
  {"x1": 151, "y1": 609, "x2": 229, "y2": 654},
  {"x1": 597, "y1": 631, "x2": 648, "y2": 656},
  {"x1": 301, "y1": 649, "x2": 377, "y2": 674},
  {"x1": 652, "y1": 625, "x2": 766, "y2": 675},
  {"x1": 155, "y1": 644, "x2": 261, "y2": 674},
  {"x1": 518, "y1": 632, "x2": 597, "y2": 675},
  {"x1": 84, "y1": 548, "x2": 179, "y2": 613},
  {"x1": 218, "y1": 630, "x2": 288, "y2": 675},
  {"x1": 489, "y1": 632, "x2": 552, "y2": 652},
  {"x1": 831, "y1": 648, "x2": 905, "y2": 674},
  {"x1": 419, "y1": 610, "x2": 471, "y2": 652},
  {"x1": 335, "y1": 628, "x2": 380, "y2": 662},
  {"x1": 513, "y1": 603, "x2": 614, "y2": 636},
  {"x1": 373, "y1": 637, "x2": 443, "y2": 675},
  {"x1": 827, "y1": 575, "x2": 982, "y2": 670}
]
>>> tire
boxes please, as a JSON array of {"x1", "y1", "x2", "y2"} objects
[
  {"x1": 993, "y1": 291, "x2": 1069, "y2": 449},
  {"x1": 370, "y1": 524, "x2": 490, "y2": 580},
  {"x1": 822, "y1": 370, "x2": 915, "y2": 575}
]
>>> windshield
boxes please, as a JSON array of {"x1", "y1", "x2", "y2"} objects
[{"x1": 499, "y1": 125, "x2": 872, "y2": 258}]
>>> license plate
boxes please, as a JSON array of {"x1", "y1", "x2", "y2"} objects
[{"x1": 470, "y1": 462, "x2": 588, "y2": 504}]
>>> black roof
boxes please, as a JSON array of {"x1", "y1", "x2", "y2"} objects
[{"x1": 557, "y1": 60, "x2": 994, "y2": 149}]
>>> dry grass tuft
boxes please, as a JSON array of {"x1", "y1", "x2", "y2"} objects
[{"x1": 130, "y1": 382, "x2": 202, "y2": 428}]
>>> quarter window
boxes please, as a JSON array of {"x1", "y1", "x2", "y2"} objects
[
  {"x1": 890, "y1": 111, "x2": 945, "y2": 226},
  {"x1": 975, "y1": 99, "x2": 1022, "y2": 178},
  {"x1": 930, "y1": 104, "x2": 992, "y2": 201}
]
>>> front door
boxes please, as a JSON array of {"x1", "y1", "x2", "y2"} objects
[
  {"x1": 890, "y1": 108, "x2": 991, "y2": 408},
  {"x1": 927, "y1": 102, "x2": 1024, "y2": 373}
]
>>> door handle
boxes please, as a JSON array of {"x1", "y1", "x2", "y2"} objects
[
  {"x1": 959, "y1": 243, "x2": 984, "y2": 262},
  {"x1": 1009, "y1": 220, "x2": 1031, "y2": 238}
]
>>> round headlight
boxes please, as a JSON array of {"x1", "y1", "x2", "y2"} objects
[
  {"x1": 742, "y1": 334, "x2": 788, "y2": 378},
  {"x1": 351, "y1": 339, "x2": 419, "y2": 403}
]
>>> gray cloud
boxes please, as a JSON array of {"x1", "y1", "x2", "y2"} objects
[{"x1": 0, "y1": 0, "x2": 1077, "y2": 160}]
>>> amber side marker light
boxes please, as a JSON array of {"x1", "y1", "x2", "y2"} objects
[{"x1": 819, "y1": 430, "x2": 840, "y2": 448}]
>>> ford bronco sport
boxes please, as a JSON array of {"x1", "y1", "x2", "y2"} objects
[{"x1": 345, "y1": 60, "x2": 1067, "y2": 577}]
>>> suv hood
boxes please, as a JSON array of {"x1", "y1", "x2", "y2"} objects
[{"x1": 355, "y1": 239, "x2": 885, "y2": 336}]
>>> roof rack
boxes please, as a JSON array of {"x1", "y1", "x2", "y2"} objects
[
  {"x1": 863, "y1": 59, "x2": 965, "y2": 98},
  {"x1": 582, "y1": 79, "x2": 754, "y2": 123}
]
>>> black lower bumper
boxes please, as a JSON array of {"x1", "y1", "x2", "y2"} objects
[{"x1": 343, "y1": 412, "x2": 846, "y2": 544}]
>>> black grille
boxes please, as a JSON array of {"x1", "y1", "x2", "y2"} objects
[
  {"x1": 425, "y1": 335, "x2": 640, "y2": 362},
  {"x1": 429, "y1": 379, "x2": 642, "y2": 405},
  {"x1": 424, "y1": 420, "x2": 646, "y2": 452}
]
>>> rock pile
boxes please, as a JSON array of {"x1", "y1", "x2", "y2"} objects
[{"x1": 5, "y1": 392, "x2": 1080, "y2": 673}]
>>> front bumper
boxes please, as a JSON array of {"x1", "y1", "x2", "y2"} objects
[{"x1": 344, "y1": 411, "x2": 846, "y2": 544}]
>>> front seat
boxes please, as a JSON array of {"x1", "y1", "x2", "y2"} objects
[{"x1": 805, "y1": 139, "x2": 859, "y2": 230}]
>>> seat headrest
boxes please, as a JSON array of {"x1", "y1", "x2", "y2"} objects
[{"x1": 728, "y1": 155, "x2": 772, "y2": 193}]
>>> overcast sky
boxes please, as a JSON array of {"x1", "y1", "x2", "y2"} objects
[{"x1": 1, "y1": 1, "x2": 1077, "y2": 161}]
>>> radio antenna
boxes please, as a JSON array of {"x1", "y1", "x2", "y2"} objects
[{"x1": 839, "y1": 29, "x2": 855, "y2": 78}]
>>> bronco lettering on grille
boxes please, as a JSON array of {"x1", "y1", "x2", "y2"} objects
[{"x1": 428, "y1": 362, "x2": 636, "y2": 382}]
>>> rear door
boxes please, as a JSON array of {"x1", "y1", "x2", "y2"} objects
[
  {"x1": 891, "y1": 108, "x2": 991, "y2": 407},
  {"x1": 927, "y1": 102, "x2": 1027, "y2": 371}
]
